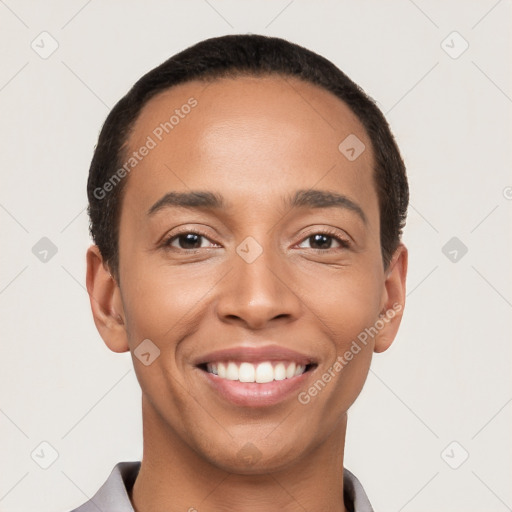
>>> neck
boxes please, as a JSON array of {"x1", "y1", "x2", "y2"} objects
[{"x1": 130, "y1": 396, "x2": 349, "y2": 512}]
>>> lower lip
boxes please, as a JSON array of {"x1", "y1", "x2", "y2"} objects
[{"x1": 199, "y1": 368, "x2": 315, "y2": 407}]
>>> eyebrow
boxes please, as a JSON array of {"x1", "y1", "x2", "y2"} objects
[{"x1": 147, "y1": 189, "x2": 367, "y2": 224}]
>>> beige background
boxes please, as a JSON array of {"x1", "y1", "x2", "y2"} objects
[{"x1": 0, "y1": 1, "x2": 511, "y2": 511}]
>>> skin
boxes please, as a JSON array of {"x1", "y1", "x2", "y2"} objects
[{"x1": 86, "y1": 75, "x2": 407, "y2": 512}]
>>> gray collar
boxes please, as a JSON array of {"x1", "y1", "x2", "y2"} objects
[{"x1": 71, "y1": 461, "x2": 374, "y2": 512}]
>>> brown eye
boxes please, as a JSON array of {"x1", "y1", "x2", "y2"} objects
[
  {"x1": 297, "y1": 231, "x2": 350, "y2": 251},
  {"x1": 163, "y1": 231, "x2": 218, "y2": 251},
  {"x1": 309, "y1": 234, "x2": 334, "y2": 250}
]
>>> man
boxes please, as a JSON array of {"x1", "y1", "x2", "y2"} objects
[{"x1": 77, "y1": 33, "x2": 408, "y2": 511}]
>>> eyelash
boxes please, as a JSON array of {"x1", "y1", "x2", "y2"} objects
[
  {"x1": 298, "y1": 228, "x2": 351, "y2": 250},
  {"x1": 161, "y1": 228, "x2": 351, "y2": 252}
]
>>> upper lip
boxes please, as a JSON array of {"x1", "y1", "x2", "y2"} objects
[{"x1": 194, "y1": 345, "x2": 317, "y2": 367}]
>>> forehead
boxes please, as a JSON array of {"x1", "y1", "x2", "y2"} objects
[
  {"x1": 122, "y1": 74, "x2": 377, "y2": 222},
  {"x1": 128, "y1": 74, "x2": 370, "y2": 153}
]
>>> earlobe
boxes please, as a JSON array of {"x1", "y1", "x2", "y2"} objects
[
  {"x1": 86, "y1": 245, "x2": 129, "y2": 353},
  {"x1": 374, "y1": 243, "x2": 408, "y2": 353}
]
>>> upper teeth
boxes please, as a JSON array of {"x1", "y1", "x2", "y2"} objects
[{"x1": 206, "y1": 361, "x2": 306, "y2": 383}]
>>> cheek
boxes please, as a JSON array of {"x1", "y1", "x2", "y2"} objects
[
  {"x1": 118, "y1": 260, "x2": 211, "y2": 429},
  {"x1": 121, "y1": 264, "x2": 215, "y2": 348},
  {"x1": 299, "y1": 260, "x2": 383, "y2": 341},
  {"x1": 296, "y1": 265, "x2": 381, "y2": 406},
  {"x1": 297, "y1": 292, "x2": 378, "y2": 421}
]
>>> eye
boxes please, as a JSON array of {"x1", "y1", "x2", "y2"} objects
[
  {"x1": 160, "y1": 228, "x2": 350, "y2": 252},
  {"x1": 162, "y1": 231, "x2": 219, "y2": 251},
  {"x1": 297, "y1": 230, "x2": 351, "y2": 251}
]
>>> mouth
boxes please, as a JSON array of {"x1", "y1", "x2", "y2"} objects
[
  {"x1": 194, "y1": 345, "x2": 319, "y2": 407},
  {"x1": 198, "y1": 360, "x2": 317, "y2": 383}
]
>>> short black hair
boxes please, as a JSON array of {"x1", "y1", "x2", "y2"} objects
[{"x1": 87, "y1": 34, "x2": 408, "y2": 282}]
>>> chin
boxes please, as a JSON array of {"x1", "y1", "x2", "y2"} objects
[{"x1": 198, "y1": 434, "x2": 308, "y2": 475}]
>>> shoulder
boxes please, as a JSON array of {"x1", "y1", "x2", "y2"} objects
[
  {"x1": 343, "y1": 467, "x2": 375, "y2": 512},
  {"x1": 66, "y1": 461, "x2": 141, "y2": 512}
]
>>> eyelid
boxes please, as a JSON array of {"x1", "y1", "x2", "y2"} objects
[
  {"x1": 161, "y1": 228, "x2": 220, "y2": 250},
  {"x1": 161, "y1": 226, "x2": 352, "y2": 253},
  {"x1": 296, "y1": 226, "x2": 352, "y2": 249}
]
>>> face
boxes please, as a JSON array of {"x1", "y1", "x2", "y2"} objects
[{"x1": 88, "y1": 75, "x2": 407, "y2": 474}]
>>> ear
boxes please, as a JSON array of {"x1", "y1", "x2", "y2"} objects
[
  {"x1": 374, "y1": 243, "x2": 408, "y2": 353},
  {"x1": 86, "y1": 245, "x2": 129, "y2": 353}
]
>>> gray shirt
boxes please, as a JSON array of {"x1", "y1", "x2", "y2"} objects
[{"x1": 69, "y1": 461, "x2": 374, "y2": 512}]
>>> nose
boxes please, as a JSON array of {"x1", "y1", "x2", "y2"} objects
[{"x1": 215, "y1": 243, "x2": 302, "y2": 330}]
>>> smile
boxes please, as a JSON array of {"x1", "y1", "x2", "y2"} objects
[
  {"x1": 205, "y1": 361, "x2": 309, "y2": 383},
  {"x1": 194, "y1": 345, "x2": 318, "y2": 407}
]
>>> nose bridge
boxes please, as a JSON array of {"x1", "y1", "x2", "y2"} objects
[{"x1": 216, "y1": 236, "x2": 301, "y2": 328}]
